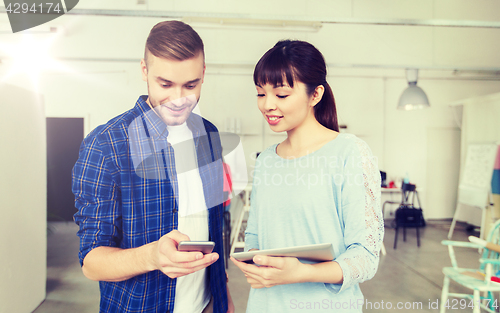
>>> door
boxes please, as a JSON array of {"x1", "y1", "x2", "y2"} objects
[{"x1": 46, "y1": 118, "x2": 84, "y2": 221}]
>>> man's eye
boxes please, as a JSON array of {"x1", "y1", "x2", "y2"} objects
[
  {"x1": 186, "y1": 85, "x2": 196, "y2": 89},
  {"x1": 161, "y1": 84, "x2": 171, "y2": 88},
  {"x1": 277, "y1": 95, "x2": 288, "y2": 99}
]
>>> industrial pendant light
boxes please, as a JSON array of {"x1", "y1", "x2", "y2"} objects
[{"x1": 397, "y1": 69, "x2": 430, "y2": 110}]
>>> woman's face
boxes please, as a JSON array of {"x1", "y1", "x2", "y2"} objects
[{"x1": 256, "y1": 81, "x2": 316, "y2": 133}]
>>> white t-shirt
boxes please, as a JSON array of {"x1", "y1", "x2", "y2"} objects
[{"x1": 167, "y1": 123, "x2": 211, "y2": 313}]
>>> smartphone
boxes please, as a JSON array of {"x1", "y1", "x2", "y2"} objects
[{"x1": 178, "y1": 241, "x2": 215, "y2": 254}]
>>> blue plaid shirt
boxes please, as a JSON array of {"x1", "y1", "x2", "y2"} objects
[{"x1": 73, "y1": 96, "x2": 228, "y2": 313}]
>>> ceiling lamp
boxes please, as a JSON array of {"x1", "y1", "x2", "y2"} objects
[{"x1": 397, "y1": 69, "x2": 430, "y2": 110}]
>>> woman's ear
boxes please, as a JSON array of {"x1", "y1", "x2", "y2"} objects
[{"x1": 310, "y1": 85, "x2": 325, "y2": 107}]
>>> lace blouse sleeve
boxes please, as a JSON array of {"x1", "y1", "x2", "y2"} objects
[{"x1": 325, "y1": 137, "x2": 384, "y2": 294}]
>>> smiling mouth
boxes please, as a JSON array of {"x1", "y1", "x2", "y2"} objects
[
  {"x1": 160, "y1": 105, "x2": 189, "y2": 115},
  {"x1": 158, "y1": 95, "x2": 198, "y2": 114},
  {"x1": 266, "y1": 115, "x2": 283, "y2": 124},
  {"x1": 166, "y1": 106, "x2": 186, "y2": 112}
]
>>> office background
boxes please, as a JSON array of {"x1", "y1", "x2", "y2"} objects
[{"x1": 1, "y1": 0, "x2": 500, "y2": 311}]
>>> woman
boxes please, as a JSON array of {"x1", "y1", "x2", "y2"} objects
[{"x1": 231, "y1": 40, "x2": 384, "y2": 312}]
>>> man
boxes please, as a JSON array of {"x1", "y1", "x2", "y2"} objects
[{"x1": 73, "y1": 20, "x2": 234, "y2": 313}]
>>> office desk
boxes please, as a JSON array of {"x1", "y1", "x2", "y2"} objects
[
  {"x1": 381, "y1": 187, "x2": 402, "y2": 219},
  {"x1": 382, "y1": 187, "x2": 402, "y2": 193}
]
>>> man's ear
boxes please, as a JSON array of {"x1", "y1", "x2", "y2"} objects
[
  {"x1": 310, "y1": 85, "x2": 325, "y2": 107},
  {"x1": 202, "y1": 63, "x2": 206, "y2": 84},
  {"x1": 140, "y1": 58, "x2": 148, "y2": 82}
]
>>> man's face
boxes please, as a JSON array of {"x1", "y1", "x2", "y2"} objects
[{"x1": 141, "y1": 52, "x2": 205, "y2": 126}]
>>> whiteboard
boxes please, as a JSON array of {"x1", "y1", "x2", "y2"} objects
[{"x1": 458, "y1": 143, "x2": 498, "y2": 207}]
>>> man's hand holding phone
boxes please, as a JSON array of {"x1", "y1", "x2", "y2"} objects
[{"x1": 152, "y1": 230, "x2": 219, "y2": 279}]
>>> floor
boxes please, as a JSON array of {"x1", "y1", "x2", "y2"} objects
[{"x1": 33, "y1": 221, "x2": 482, "y2": 313}]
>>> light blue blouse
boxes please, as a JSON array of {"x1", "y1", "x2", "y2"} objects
[{"x1": 244, "y1": 133, "x2": 384, "y2": 312}]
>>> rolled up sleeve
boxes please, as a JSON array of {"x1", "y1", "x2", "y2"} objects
[{"x1": 72, "y1": 134, "x2": 122, "y2": 266}]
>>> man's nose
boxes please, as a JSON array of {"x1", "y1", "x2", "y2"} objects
[
  {"x1": 170, "y1": 96, "x2": 187, "y2": 106},
  {"x1": 169, "y1": 88, "x2": 187, "y2": 106}
]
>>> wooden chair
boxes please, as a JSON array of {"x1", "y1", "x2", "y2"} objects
[{"x1": 440, "y1": 219, "x2": 500, "y2": 313}]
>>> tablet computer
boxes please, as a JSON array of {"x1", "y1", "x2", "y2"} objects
[{"x1": 231, "y1": 243, "x2": 334, "y2": 263}]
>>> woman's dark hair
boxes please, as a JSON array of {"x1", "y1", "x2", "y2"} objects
[{"x1": 253, "y1": 40, "x2": 338, "y2": 132}]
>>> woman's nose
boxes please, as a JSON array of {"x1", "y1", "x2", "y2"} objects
[{"x1": 262, "y1": 97, "x2": 276, "y2": 111}]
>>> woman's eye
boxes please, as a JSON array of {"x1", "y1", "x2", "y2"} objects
[
  {"x1": 277, "y1": 95, "x2": 288, "y2": 99},
  {"x1": 257, "y1": 94, "x2": 265, "y2": 97}
]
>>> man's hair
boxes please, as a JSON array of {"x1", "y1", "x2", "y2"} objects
[{"x1": 145, "y1": 20, "x2": 204, "y2": 65}]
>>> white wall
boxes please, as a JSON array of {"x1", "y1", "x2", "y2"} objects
[
  {"x1": 2, "y1": 0, "x2": 500, "y2": 220},
  {"x1": 455, "y1": 93, "x2": 500, "y2": 228},
  {"x1": 0, "y1": 84, "x2": 46, "y2": 313}
]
